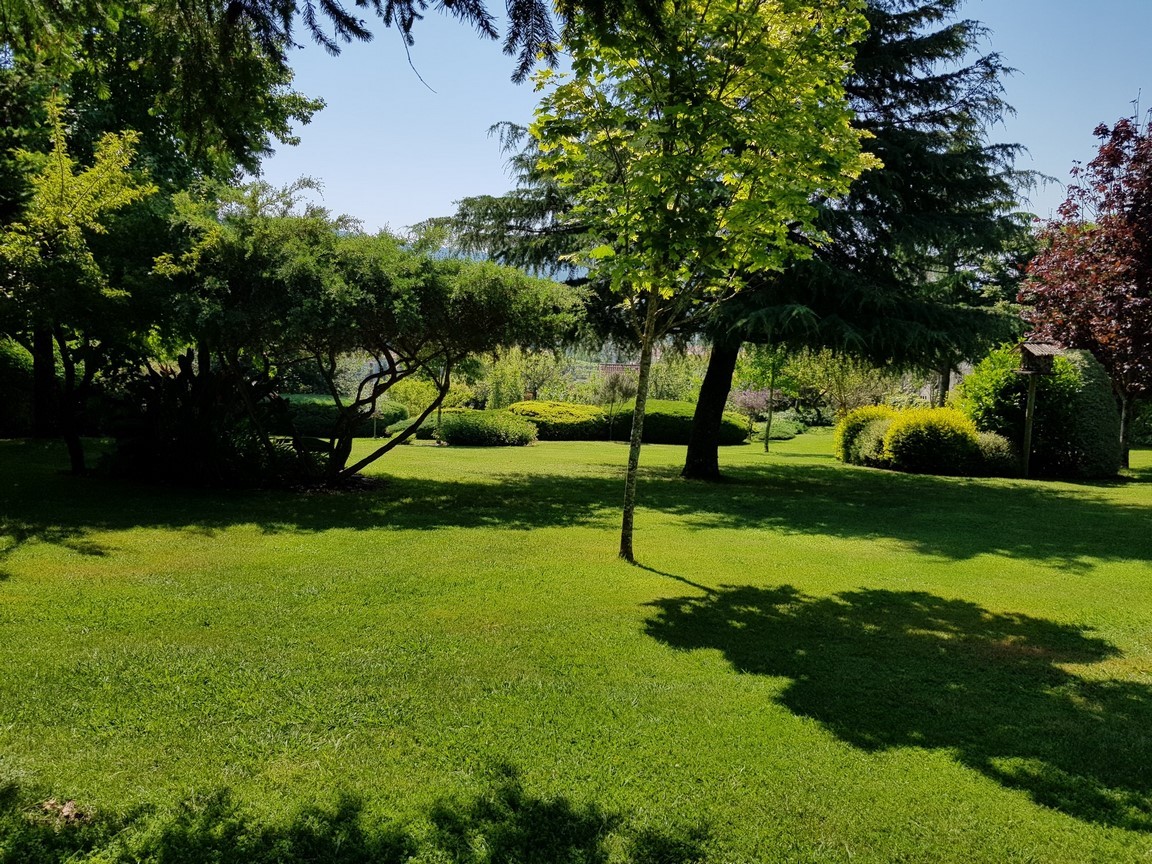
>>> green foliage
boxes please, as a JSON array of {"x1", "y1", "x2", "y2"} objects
[
  {"x1": 504, "y1": 399, "x2": 746, "y2": 445},
  {"x1": 1131, "y1": 400, "x2": 1152, "y2": 446},
  {"x1": 954, "y1": 346, "x2": 1121, "y2": 478},
  {"x1": 854, "y1": 416, "x2": 894, "y2": 468},
  {"x1": 975, "y1": 431, "x2": 1019, "y2": 477},
  {"x1": 387, "y1": 407, "x2": 469, "y2": 441},
  {"x1": 648, "y1": 351, "x2": 707, "y2": 402},
  {"x1": 0, "y1": 338, "x2": 33, "y2": 436},
  {"x1": 786, "y1": 350, "x2": 897, "y2": 419},
  {"x1": 438, "y1": 410, "x2": 538, "y2": 446},
  {"x1": 883, "y1": 408, "x2": 981, "y2": 476},
  {"x1": 271, "y1": 395, "x2": 407, "y2": 439},
  {"x1": 834, "y1": 405, "x2": 897, "y2": 462},
  {"x1": 507, "y1": 401, "x2": 608, "y2": 440},
  {"x1": 388, "y1": 379, "x2": 473, "y2": 417},
  {"x1": 764, "y1": 416, "x2": 805, "y2": 441},
  {"x1": 613, "y1": 400, "x2": 747, "y2": 446},
  {"x1": 106, "y1": 355, "x2": 312, "y2": 487}
]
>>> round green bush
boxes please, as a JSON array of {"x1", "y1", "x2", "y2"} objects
[
  {"x1": 834, "y1": 405, "x2": 896, "y2": 463},
  {"x1": 0, "y1": 339, "x2": 33, "y2": 437},
  {"x1": 764, "y1": 416, "x2": 805, "y2": 441},
  {"x1": 854, "y1": 416, "x2": 894, "y2": 467},
  {"x1": 954, "y1": 346, "x2": 1120, "y2": 478},
  {"x1": 975, "y1": 431, "x2": 1019, "y2": 477},
  {"x1": 438, "y1": 410, "x2": 538, "y2": 446},
  {"x1": 882, "y1": 407, "x2": 980, "y2": 475},
  {"x1": 507, "y1": 401, "x2": 608, "y2": 440},
  {"x1": 385, "y1": 406, "x2": 468, "y2": 440}
]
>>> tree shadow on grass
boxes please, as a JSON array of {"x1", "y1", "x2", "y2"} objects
[
  {"x1": 645, "y1": 584, "x2": 1152, "y2": 831},
  {"x1": 1, "y1": 441, "x2": 1150, "y2": 573},
  {"x1": 0, "y1": 767, "x2": 708, "y2": 864}
]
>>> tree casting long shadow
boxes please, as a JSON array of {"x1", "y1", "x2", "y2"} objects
[{"x1": 645, "y1": 585, "x2": 1152, "y2": 831}]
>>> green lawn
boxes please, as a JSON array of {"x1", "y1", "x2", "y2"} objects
[{"x1": 1, "y1": 434, "x2": 1151, "y2": 862}]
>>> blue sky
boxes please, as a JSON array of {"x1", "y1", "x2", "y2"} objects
[{"x1": 258, "y1": 0, "x2": 1152, "y2": 232}]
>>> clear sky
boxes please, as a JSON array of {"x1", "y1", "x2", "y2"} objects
[{"x1": 257, "y1": 0, "x2": 1152, "y2": 233}]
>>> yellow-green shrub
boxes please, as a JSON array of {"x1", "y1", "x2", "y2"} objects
[
  {"x1": 882, "y1": 408, "x2": 980, "y2": 475},
  {"x1": 834, "y1": 405, "x2": 896, "y2": 463},
  {"x1": 438, "y1": 410, "x2": 538, "y2": 446},
  {"x1": 507, "y1": 401, "x2": 608, "y2": 440}
]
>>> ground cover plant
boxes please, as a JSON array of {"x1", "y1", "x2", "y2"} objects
[{"x1": 1, "y1": 435, "x2": 1151, "y2": 862}]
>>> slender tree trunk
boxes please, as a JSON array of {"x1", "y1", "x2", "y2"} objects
[
  {"x1": 681, "y1": 337, "x2": 739, "y2": 481},
  {"x1": 32, "y1": 325, "x2": 58, "y2": 438},
  {"x1": 1119, "y1": 393, "x2": 1131, "y2": 469},
  {"x1": 620, "y1": 299, "x2": 659, "y2": 562},
  {"x1": 763, "y1": 362, "x2": 776, "y2": 452}
]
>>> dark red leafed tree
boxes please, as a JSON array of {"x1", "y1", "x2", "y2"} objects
[{"x1": 1022, "y1": 116, "x2": 1152, "y2": 464}]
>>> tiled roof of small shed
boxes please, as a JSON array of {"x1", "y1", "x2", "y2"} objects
[{"x1": 1020, "y1": 342, "x2": 1061, "y2": 356}]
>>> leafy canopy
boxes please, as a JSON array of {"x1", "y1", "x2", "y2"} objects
[{"x1": 531, "y1": 0, "x2": 879, "y2": 301}]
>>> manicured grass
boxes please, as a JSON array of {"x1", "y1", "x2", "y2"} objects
[{"x1": 1, "y1": 434, "x2": 1151, "y2": 862}]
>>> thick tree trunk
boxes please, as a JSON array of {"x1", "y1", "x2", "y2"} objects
[
  {"x1": 620, "y1": 300, "x2": 659, "y2": 562},
  {"x1": 681, "y1": 337, "x2": 740, "y2": 481},
  {"x1": 31, "y1": 326, "x2": 58, "y2": 438},
  {"x1": 936, "y1": 361, "x2": 952, "y2": 407},
  {"x1": 54, "y1": 331, "x2": 86, "y2": 474}
]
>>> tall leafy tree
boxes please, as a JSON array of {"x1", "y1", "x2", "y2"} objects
[
  {"x1": 0, "y1": 96, "x2": 156, "y2": 473},
  {"x1": 155, "y1": 181, "x2": 578, "y2": 483},
  {"x1": 532, "y1": 0, "x2": 876, "y2": 561},
  {"x1": 442, "y1": 0, "x2": 1031, "y2": 484},
  {"x1": 680, "y1": 0, "x2": 1030, "y2": 480},
  {"x1": 1021, "y1": 115, "x2": 1152, "y2": 465},
  {"x1": 0, "y1": 5, "x2": 320, "y2": 443},
  {"x1": 0, "y1": 0, "x2": 662, "y2": 86}
]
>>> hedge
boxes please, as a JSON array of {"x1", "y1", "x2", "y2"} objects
[
  {"x1": 272, "y1": 395, "x2": 408, "y2": 439},
  {"x1": 0, "y1": 339, "x2": 33, "y2": 437},
  {"x1": 507, "y1": 401, "x2": 608, "y2": 440},
  {"x1": 438, "y1": 410, "x2": 537, "y2": 446},
  {"x1": 507, "y1": 399, "x2": 748, "y2": 445},
  {"x1": 611, "y1": 400, "x2": 747, "y2": 446}
]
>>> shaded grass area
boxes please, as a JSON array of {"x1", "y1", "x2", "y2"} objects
[
  {"x1": 1, "y1": 767, "x2": 703, "y2": 864},
  {"x1": 647, "y1": 586, "x2": 1152, "y2": 832},
  {"x1": 2, "y1": 437, "x2": 1150, "y2": 571},
  {"x1": 1, "y1": 436, "x2": 1151, "y2": 862}
]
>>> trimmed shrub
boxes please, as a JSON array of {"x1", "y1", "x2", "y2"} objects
[
  {"x1": 764, "y1": 416, "x2": 805, "y2": 441},
  {"x1": 386, "y1": 407, "x2": 467, "y2": 440},
  {"x1": 0, "y1": 339, "x2": 33, "y2": 437},
  {"x1": 854, "y1": 416, "x2": 894, "y2": 467},
  {"x1": 882, "y1": 407, "x2": 980, "y2": 475},
  {"x1": 438, "y1": 410, "x2": 537, "y2": 446},
  {"x1": 507, "y1": 401, "x2": 608, "y2": 440},
  {"x1": 610, "y1": 399, "x2": 747, "y2": 445},
  {"x1": 502, "y1": 399, "x2": 747, "y2": 445},
  {"x1": 833, "y1": 405, "x2": 896, "y2": 462},
  {"x1": 975, "y1": 431, "x2": 1019, "y2": 477},
  {"x1": 954, "y1": 346, "x2": 1120, "y2": 478}
]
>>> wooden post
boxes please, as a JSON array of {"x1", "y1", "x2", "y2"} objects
[{"x1": 1022, "y1": 374, "x2": 1038, "y2": 478}]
